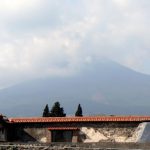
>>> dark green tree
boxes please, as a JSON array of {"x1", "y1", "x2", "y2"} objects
[
  {"x1": 49, "y1": 101, "x2": 66, "y2": 117},
  {"x1": 42, "y1": 104, "x2": 50, "y2": 117},
  {"x1": 75, "y1": 104, "x2": 83, "y2": 116},
  {"x1": 60, "y1": 107, "x2": 66, "y2": 117}
]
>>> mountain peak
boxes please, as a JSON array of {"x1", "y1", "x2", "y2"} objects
[{"x1": 0, "y1": 60, "x2": 150, "y2": 117}]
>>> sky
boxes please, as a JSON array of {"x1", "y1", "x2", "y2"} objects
[{"x1": 0, "y1": 0, "x2": 150, "y2": 89}]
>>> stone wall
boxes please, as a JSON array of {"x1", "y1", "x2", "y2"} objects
[
  {"x1": 10, "y1": 122, "x2": 140, "y2": 143},
  {"x1": 14, "y1": 127, "x2": 51, "y2": 143},
  {"x1": 0, "y1": 128, "x2": 7, "y2": 141},
  {"x1": 79, "y1": 122, "x2": 140, "y2": 143},
  {"x1": 24, "y1": 128, "x2": 51, "y2": 143},
  {"x1": 14, "y1": 127, "x2": 79, "y2": 143}
]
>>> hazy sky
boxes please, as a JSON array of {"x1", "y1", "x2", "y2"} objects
[{"x1": 0, "y1": 0, "x2": 150, "y2": 88}]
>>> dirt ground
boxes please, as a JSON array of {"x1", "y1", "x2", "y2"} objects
[{"x1": 0, "y1": 142, "x2": 150, "y2": 150}]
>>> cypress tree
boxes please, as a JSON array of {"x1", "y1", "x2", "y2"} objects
[
  {"x1": 60, "y1": 107, "x2": 66, "y2": 117},
  {"x1": 42, "y1": 104, "x2": 50, "y2": 117},
  {"x1": 75, "y1": 104, "x2": 83, "y2": 116}
]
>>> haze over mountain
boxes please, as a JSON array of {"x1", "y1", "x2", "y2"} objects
[{"x1": 1, "y1": 60, "x2": 150, "y2": 117}]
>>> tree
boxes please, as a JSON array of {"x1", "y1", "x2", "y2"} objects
[
  {"x1": 42, "y1": 104, "x2": 50, "y2": 117},
  {"x1": 75, "y1": 104, "x2": 83, "y2": 116},
  {"x1": 60, "y1": 107, "x2": 66, "y2": 117},
  {"x1": 49, "y1": 101, "x2": 66, "y2": 117}
]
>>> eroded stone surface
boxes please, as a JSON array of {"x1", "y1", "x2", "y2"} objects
[{"x1": 80, "y1": 122, "x2": 149, "y2": 143}]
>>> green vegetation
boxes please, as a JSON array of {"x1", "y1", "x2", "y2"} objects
[
  {"x1": 42, "y1": 104, "x2": 50, "y2": 117},
  {"x1": 49, "y1": 101, "x2": 66, "y2": 117},
  {"x1": 75, "y1": 104, "x2": 83, "y2": 117},
  {"x1": 42, "y1": 102, "x2": 83, "y2": 117},
  {"x1": 42, "y1": 101, "x2": 66, "y2": 117}
]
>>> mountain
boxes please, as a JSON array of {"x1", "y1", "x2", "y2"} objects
[{"x1": 1, "y1": 60, "x2": 150, "y2": 117}]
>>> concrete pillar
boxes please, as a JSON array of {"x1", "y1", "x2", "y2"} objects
[
  {"x1": 48, "y1": 130, "x2": 52, "y2": 143},
  {"x1": 72, "y1": 130, "x2": 79, "y2": 143}
]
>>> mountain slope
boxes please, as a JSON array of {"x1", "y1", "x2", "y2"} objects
[{"x1": 1, "y1": 60, "x2": 150, "y2": 117}]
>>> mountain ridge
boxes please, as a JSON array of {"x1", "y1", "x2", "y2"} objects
[{"x1": 1, "y1": 60, "x2": 150, "y2": 117}]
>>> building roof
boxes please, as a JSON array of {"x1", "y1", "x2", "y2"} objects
[{"x1": 8, "y1": 116, "x2": 150, "y2": 123}]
